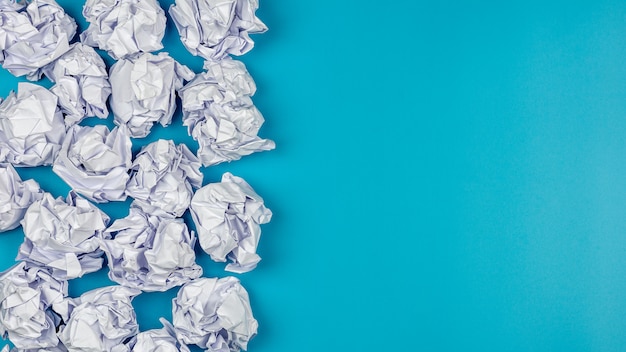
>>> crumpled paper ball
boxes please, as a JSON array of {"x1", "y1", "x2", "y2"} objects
[
  {"x1": 57, "y1": 286, "x2": 140, "y2": 352},
  {"x1": 129, "y1": 318, "x2": 190, "y2": 352},
  {"x1": 0, "y1": 164, "x2": 43, "y2": 232},
  {"x1": 190, "y1": 172, "x2": 271, "y2": 273},
  {"x1": 81, "y1": 0, "x2": 166, "y2": 60},
  {"x1": 0, "y1": 82, "x2": 65, "y2": 167},
  {"x1": 169, "y1": 0, "x2": 267, "y2": 60},
  {"x1": 109, "y1": 52, "x2": 195, "y2": 138},
  {"x1": 0, "y1": 0, "x2": 76, "y2": 80},
  {"x1": 0, "y1": 262, "x2": 67, "y2": 350},
  {"x1": 53, "y1": 125, "x2": 132, "y2": 203},
  {"x1": 126, "y1": 140, "x2": 203, "y2": 217},
  {"x1": 101, "y1": 204, "x2": 202, "y2": 292},
  {"x1": 172, "y1": 277, "x2": 258, "y2": 352},
  {"x1": 180, "y1": 59, "x2": 274, "y2": 166},
  {"x1": 42, "y1": 43, "x2": 111, "y2": 126},
  {"x1": 17, "y1": 191, "x2": 111, "y2": 280}
]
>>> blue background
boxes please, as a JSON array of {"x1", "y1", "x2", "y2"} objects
[{"x1": 2, "y1": 0, "x2": 626, "y2": 351}]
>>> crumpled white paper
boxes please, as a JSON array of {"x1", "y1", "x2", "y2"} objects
[
  {"x1": 101, "y1": 204, "x2": 202, "y2": 292},
  {"x1": 126, "y1": 140, "x2": 203, "y2": 217},
  {"x1": 109, "y1": 52, "x2": 194, "y2": 138},
  {"x1": 180, "y1": 59, "x2": 274, "y2": 166},
  {"x1": 42, "y1": 43, "x2": 111, "y2": 126},
  {"x1": 0, "y1": 262, "x2": 67, "y2": 350},
  {"x1": 190, "y1": 173, "x2": 271, "y2": 273},
  {"x1": 169, "y1": 0, "x2": 267, "y2": 60},
  {"x1": 57, "y1": 286, "x2": 140, "y2": 352},
  {"x1": 17, "y1": 191, "x2": 111, "y2": 280},
  {"x1": 172, "y1": 277, "x2": 258, "y2": 352},
  {"x1": 53, "y1": 125, "x2": 132, "y2": 203},
  {"x1": 0, "y1": 164, "x2": 43, "y2": 232},
  {"x1": 0, "y1": 82, "x2": 65, "y2": 167},
  {"x1": 19, "y1": 342, "x2": 68, "y2": 352},
  {"x1": 81, "y1": 0, "x2": 166, "y2": 60},
  {"x1": 129, "y1": 318, "x2": 190, "y2": 352},
  {"x1": 0, "y1": 0, "x2": 76, "y2": 80}
]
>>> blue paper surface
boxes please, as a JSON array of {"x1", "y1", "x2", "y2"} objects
[{"x1": 2, "y1": 0, "x2": 626, "y2": 351}]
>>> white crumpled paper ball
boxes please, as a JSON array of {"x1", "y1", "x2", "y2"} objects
[
  {"x1": 0, "y1": 0, "x2": 76, "y2": 80},
  {"x1": 0, "y1": 164, "x2": 43, "y2": 232},
  {"x1": 109, "y1": 52, "x2": 194, "y2": 138},
  {"x1": 172, "y1": 277, "x2": 258, "y2": 352},
  {"x1": 180, "y1": 59, "x2": 274, "y2": 166},
  {"x1": 17, "y1": 191, "x2": 111, "y2": 279},
  {"x1": 190, "y1": 172, "x2": 271, "y2": 273},
  {"x1": 129, "y1": 318, "x2": 190, "y2": 352},
  {"x1": 42, "y1": 43, "x2": 111, "y2": 126},
  {"x1": 126, "y1": 140, "x2": 203, "y2": 217},
  {"x1": 0, "y1": 83, "x2": 65, "y2": 167},
  {"x1": 81, "y1": 0, "x2": 166, "y2": 60},
  {"x1": 53, "y1": 125, "x2": 132, "y2": 203},
  {"x1": 101, "y1": 204, "x2": 202, "y2": 292},
  {"x1": 58, "y1": 286, "x2": 140, "y2": 352},
  {"x1": 0, "y1": 262, "x2": 67, "y2": 350},
  {"x1": 169, "y1": 0, "x2": 267, "y2": 60}
]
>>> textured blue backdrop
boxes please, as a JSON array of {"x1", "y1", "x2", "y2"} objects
[{"x1": 2, "y1": 0, "x2": 626, "y2": 351}]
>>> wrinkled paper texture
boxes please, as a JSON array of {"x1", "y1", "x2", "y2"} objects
[
  {"x1": 0, "y1": 262, "x2": 67, "y2": 350},
  {"x1": 81, "y1": 0, "x2": 165, "y2": 60},
  {"x1": 19, "y1": 342, "x2": 68, "y2": 352},
  {"x1": 110, "y1": 52, "x2": 194, "y2": 138},
  {"x1": 169, "y1": 0, "x2": 267, "y2": 60},
  {"x1": 172, "y1": 277, "x2": 258, "y2": 352},
  {"x1": 17, "y1": 192, "x2": 111, "y2": 279},
  {"x1": 42, "y1": 43, "x2": 111, "y2": 126},
  {"x1": 58, "y1": 286, "x2": 140, "y2": 352},
  {"x1": 0, "y1": 164, "x2": 43, "y2": 232},
  {"x1": 130, "y1": 318, "x2": 190, "y2": 352},
  {"x1": 101, "y1": 204, "x2": 202, "y2": 292},
  {"x1": 0, "y1": 0, "x2": 76, "y2": 80},
  {"x1": 190, "y1": 172, "x2": 271, "y2": 273},
  {"x1": 180, "y1": 59, "x2": 274, "y2": 166},
  {"x1": 53, "y1": 125, "x2": 132, "y2": 203},
  {"x1": 0, "y1": 83, "x2": 65, "y2": 167},
  {"x1": 126, "y1": 140, "x2": 203, "y2": 217}
]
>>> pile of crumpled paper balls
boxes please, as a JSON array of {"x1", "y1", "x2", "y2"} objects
[{"x1": 0, "y1": 0, "x2": 274, "y2": 351}]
